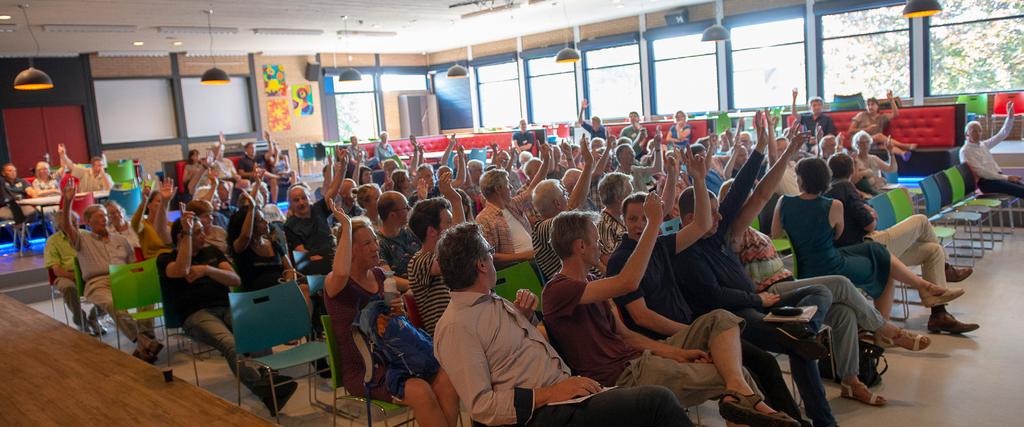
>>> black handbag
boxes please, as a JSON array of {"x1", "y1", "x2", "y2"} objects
[{"x1": 818, "y1": 336, "x2": 888, "y2": 387}]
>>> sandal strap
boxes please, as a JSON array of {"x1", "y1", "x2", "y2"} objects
[{"x1": 720, "y1": 390, "x2": 763, "y2": 408}]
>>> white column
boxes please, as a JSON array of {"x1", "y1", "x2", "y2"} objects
[
  {"x1": 804, "y1": 0, "x2": 818, "y2": 100},
  {"x1": 574, "y1": 25, "x2": 584, "y2": 109},
  {"x1": 911, "y1": 18, "x2": 926, "y2": 106},
  {"x1": 639, "y1": 13, "x2": 652, "y2": 119},
  {"x1": 516, "y1": 36, "x2": 529, "y2": 122},
  {"x1": 467, "y1": 46, "x2": 481, "y2": 129},
  {"x1": 716, "y1": 40, "x2": 728, "y2": 112}
]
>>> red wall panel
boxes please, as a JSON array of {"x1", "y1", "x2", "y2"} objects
[{"x1": 3, "y1": 105, "x2": 88, "y2": 176}]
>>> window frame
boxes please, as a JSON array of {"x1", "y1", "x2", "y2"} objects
[
  {"x1": 646, "y1": 20, "x2": 720, "y2": 115},
  {"x1": 324, "y1": 67, "x2": 382, "y2": 140},
  {"x1": 724, "y1": 5, "x2": 808, "y2": 110},
  {"x1": 924, "y1": 3, "x2": 1024, "y2": 97},
  {"x1": 522, "y1": 45, "x2": 579, "y2": 124},
  {"x1": 472, "y1": 53, "x2": 522, "y2": 128},
  {"x1": 813, "y1": 1, "x2": 910, "y2": 100},
  {"x1": 580, "y1": 32, "x2": 643, "y2": 121}
]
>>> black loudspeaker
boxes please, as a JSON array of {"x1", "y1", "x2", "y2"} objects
[{"x1": 305, "y1": 62, "x2": 321, "y2": 81}]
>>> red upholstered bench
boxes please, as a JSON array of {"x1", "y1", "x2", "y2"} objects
[
  {"x1": 605, "y1": 119, "x2": 711, "y2": 143},
  {"x1": 174, "y1": 156, "x2": 242, "y2": 193}
]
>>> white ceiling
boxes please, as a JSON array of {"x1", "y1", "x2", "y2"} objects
[{"x1": 0, "y1": 0, "x2": 705, "y2": 56}]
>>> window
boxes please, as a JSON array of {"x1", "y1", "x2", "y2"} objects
[
  {"x1": 651, "y1": 33, "x2": 719, "y2": 115},
  {"x1": 929, "y1": 0, "x2": 1024, "y2": 95},
  {"x1": 475, "y1": 61, "x2": 522, "y2": 128},
  {"x1": 820, "y1": 5, "x2": 909, "y2": 100},
  {"x1": 730, "y1": 17, "x2": 806, "y2": 109},
  {"x1": 180, "y1": 77, "x2": 253, "y2": 137},
  {"x1": 327, "y1": 74, "x2": 379, "y2": 139},
  {"x1": 526, "y1": 55, "x2": 577, "y2": 124},
  {"x1": 584, "y1": 44, "x2": 642, "y2": 119},
  {"x1": 380, "y1": 73, "x2": 427, "y2": 92},
  {"x1": 94, "y1": 79, "x2": 177, "y2": 144}
]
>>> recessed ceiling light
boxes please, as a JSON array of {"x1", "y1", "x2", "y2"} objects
[
  {"x1": 617, "y1": 4, "x2": 625, "y2": 7},
  {"x1": 371, "y1": 23, "x2": 381, "y2": 29},
  {"x1": 172, "y1": 41, "x2": 183, "y2": 46},
  {"x1": 612, "y1": 0, "x2": 621, "y2": 3},
  {"x1": 0, "y1": 15, "x2": 11, "y2": 20},
  {"x1": 132, "y1": 41, "x2": 145, "y2": 46}
]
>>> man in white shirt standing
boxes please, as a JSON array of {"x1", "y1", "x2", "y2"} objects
[{"x1": 960, "y1": 101, "x2": 1023, "y2": 197}]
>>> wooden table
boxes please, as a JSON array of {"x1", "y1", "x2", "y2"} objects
[
  {"x1": 16, "y1": 191, "x2": 110, "y2": 208},
  {"x1": 0, "y1": 294, "x2": 274, "y2": 426}
]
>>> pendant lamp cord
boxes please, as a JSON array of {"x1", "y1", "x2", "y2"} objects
[
  {"x1": 20, "y1": 4, "x2": 41, "y2": 65},
  {"x1": 561, "y1": 0, "x2": 572, "y2": 49},
  {"x1": 206, "y1": 8, "x2": 218, "y2": 68}
]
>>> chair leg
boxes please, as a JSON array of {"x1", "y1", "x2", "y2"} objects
[
  {"x1": 270, "y1": 368, "x2": 281, "y2": 424},
  {"x1": 190, "y1": 340, "x2": 200, "y2": 387},
  {"x1": 332, "y1": 388, "x2": 338, "y2": 427},
  {"x1": 236, "y1": 360, "x2": 243, "y2": 406}
]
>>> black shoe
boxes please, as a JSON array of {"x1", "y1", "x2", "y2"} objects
[
  {"x1": 774, "y1": 323, "x2": 827, "y2": 360},
  {"x1": 252, "y1": 374, "x2": 297, "y2": 417},
  {"x1": 314, "y1": 357, "x2": 332, "y2": 379}
]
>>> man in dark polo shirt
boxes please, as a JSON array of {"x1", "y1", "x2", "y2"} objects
[
  {"x1": 284, "y1": 162, "x2": 346, "y2": 275},
  {"x1": 512, "y1": 119, "x2": 537, "y2": 154},
  {"x1": 794, "y1": 93, "x2": 837, "y2": 137}
]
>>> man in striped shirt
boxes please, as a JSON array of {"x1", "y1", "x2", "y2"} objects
[
  {"x1": 531, "y1": 139, "x2": 600, "y2": 281},
  {"x1": 405, "y1": 170, "x2": 466, "y2": 336},
  {"x1": 477, "y1": 144, "x2": 550, "y2": 268}
]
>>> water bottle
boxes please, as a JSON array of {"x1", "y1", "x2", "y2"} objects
[{"x1": 383, "y1": 271, "x2": 399, "y2": 306}]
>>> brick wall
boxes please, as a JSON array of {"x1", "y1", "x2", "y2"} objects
[
  {"x1": 104, "y1": 143, "x2": 181, "y2": 179},
  {"x1": 253, "y1": 54, "x2": 325, "y2": 168},
  {"x1": 177, "y1": 53, "x2": 249, "y2": 76},
  {"x1": 89, "y1": 54, "x2": 172, "y2": 78}
]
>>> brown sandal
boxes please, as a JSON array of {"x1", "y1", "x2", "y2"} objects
[
  {"x1": 719, "y1": 390, "x2": 799, "y2": 427},
  {"x1": 841, "y1": 383, "x2": 886, "y2": 406}
]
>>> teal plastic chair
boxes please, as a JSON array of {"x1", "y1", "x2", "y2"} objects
[
  {"x1": 468, "y1": 148, "x2": 488, "y2": 163},
  {"x1": 106, "y1": 159, "x2": 136, "y2": 188},
  {"x1": 867, "y1": 194, "x2": 897, "y2": 231},
  {"x1": 320, "y1": 315, "x2": 411, "y2": 427},
  {"x1": 109, "y1": 257, "x2": 167, "y2": 353},
  {"x1": 230, "y1": 282, "x2": 329, "y2": 422},
  {"x1": 830, "y1": 93, "x2": 865, "y2": 112},
  {"x1": 307, "y1": 274, "x2": 326, "y2": 295},
  {"x1": 108, "y1": 187, "x2": 143, "y2": 217},
  {"x1": 494, "y1": 261, "x2": 544, "y2": 305},
  {"x1": 660, "y1": 217, "x2": 681, "y2": 235}
]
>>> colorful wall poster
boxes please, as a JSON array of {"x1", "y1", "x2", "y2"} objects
[
  {"x1": 262, "y1": 64, "x2": 287, "y2": 97},
  {"x1": 267, "y1": 98, "x2": 291, "y2": 131},
  {"x1": 291, "y1": 84, "x2": 314, "y2": 117}
]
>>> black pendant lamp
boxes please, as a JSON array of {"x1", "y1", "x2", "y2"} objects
[
  {"x1": 903, "y1": 0, "x2": 942, "y2": 18},
  {"x1": 13, "y1": 4, "x2": 53, "y2": 91},
  {"x1": 702, "y1": 0, "x2": 729, "y2": 42},
  {"x1": 338, "y1": 18, "x2": 362, "y2": 82},
  {"x1": 446, "y1": 63, "x2": 468, "y2": 78},
  {"x1": 200, "y1": 9, "x2": 230, "y2": 85}
]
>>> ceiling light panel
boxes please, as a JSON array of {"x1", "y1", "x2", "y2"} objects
[
  {"x1": 336, "y1": 30, "x2": 398, "y2": 38},
  {"x1": 0, "y1": 24, "x2": 15, "y2": 32},
  {"x1": 159, "y1": 26, "x2": 238, "y2": 35},
  {"x1": 253, "y1": 28, "x2": 324, "y2": 36},
  {"x1": 42, "y1": 24, "x2": 137, "y2": 33}
]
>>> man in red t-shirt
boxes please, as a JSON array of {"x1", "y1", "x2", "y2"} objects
[{"x1": 542, "y1": 192, "x2": 799, "y2": 427}]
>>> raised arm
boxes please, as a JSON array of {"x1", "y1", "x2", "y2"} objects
[
  {"x1": 523, "y1": 143, "x2": 551, "y2": 194},
  {"x1": 231, "y1": 192, "x2": 257, "y2": 254},
  {"x1": 579, "y1": 193, "x2": 663, "y2": 304},
  {"x1": 440, "y1": 134, "x2": 457, "y2": 168},
  {"x1": 876, "y1": 138, "x2": 898, "y2": 173},
  {"x1": 322, "y1": 155, "x2": 348, "y2": 201},
  {"x1": 661, "y1": 150, "x2": 679, "y2": 215},
  {"x1": 131, "y1": 183, "x2": 149, "y2": 234},
  {"x1": 164, "y1": 211, "x2": 196, "y2": 279},
  {"x1": 438, "y1": 169, "x2": 465, "y2": 225},
  {"x1": 576, "y1": 99, "x2": 588, "y2": 126},
  {"x1": 566, "y1": 139, "x2": 595, "y2": 211},
  {"x1": 984, "y1": 101, "x2": 1015, "y2": 149},
  {"x1": 453, "y1": 145, "x2": 468, "y2": 188},
  {"x1": 732, "y1": 126, "x2": 804, "y2": 238},
  {"x1": 57, "y1": 144, "x2": 73, "y2": 171},
  {"x1": 886, "y1": 90, "x2": 899, "y2": 119},
  {"x1": 58, "y1": 182, "x2": 80, "y2": 248},
  {"x1": 324, "y1": 198, "x2": 352, "y2": 298},
  {"x1": 153, "y1": 178, "x2": 175, "y2": 245},
  {"x1": 675, "y1": 148, "x2": 711, "y2": 253}
]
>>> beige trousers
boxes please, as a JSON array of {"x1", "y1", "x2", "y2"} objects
[{"x1": 866, "y1": 214, "x2": 946, "y2": 287}]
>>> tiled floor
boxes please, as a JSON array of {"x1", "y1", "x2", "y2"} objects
[{"x1": 25, "y1": 229, "x2": 1024, "y2": 426}]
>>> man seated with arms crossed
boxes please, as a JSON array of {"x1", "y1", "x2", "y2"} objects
[
  {"x1": 57, "y1": 144, "x2": 113, "y2": 192},
  {"x1": 159, "y1": 211, "x2": 297, "y2": 415},
  {"x1": 513, "y1": 119, "x2": 537, "y2": 154},
  {"x1": 477, "y1": 144, "x2": 550, "y2": 267},
  {"x1": 961, "y1": 101, "x2": 1024, "y2": 197},
  {"x1": 284, "y1": 160, "x2": 346, "y2": 275},
  {"x1": 543, "y1": 191, "x2": 798, "y2": 427},
  {"x1": 433, "y1": 222, "x2": 690, "y2": 427},
  {"x1": 57, "y1": 182, "x2": 163, "y2": 362},
  {"x1": 619, "y1": 111, "x2": 648, "y2": 159},
  {"x1": 792, "y1": 90, "x2": 837, "y2": 137}
]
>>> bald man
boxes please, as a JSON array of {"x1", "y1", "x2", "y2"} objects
[{"x1": 377, "y1": 191, "x2": 420, "y2": 281}]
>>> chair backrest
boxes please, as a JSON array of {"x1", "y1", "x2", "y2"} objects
[
  {"x1": 956, "y1": 163, "x2": 978, "y2": 193},
  {"x1": 319, "y1": 315, "x2": 344, "y2": 390},
  {"x1": 109, "y1": 187, "x2": 143, "y2": 217},
  {"x1": 918, "y1": 175, "x2": 945, "y2": 216},
  {"x1": 886, "y1": 188, "x2": 915, "y2": 222},
  {"x1": 494, "y1": 261, "x2": 544, "y2": 305},
  {"x1": 106, "y1": 159, "x2": 136, "y2": 185},
  {"x1": 830, "y1": 93, "x2": 866, "y2": 111},
  {"x1": 70, "y1": 193, "x2": 96, "y2": 219},
  {"x1": 956, "y1": 94, "x2": 989, "y2": 116},
  {"x1": 932, "y1": 171, "x2": 954, "y2": 207},
  {"x1": 292, "y1": 250, "x2": 311, "y2": 273},
  {"x1": 993, "y1": 92, "x2": 1024, "y2": 115},
  {"x1": 73, "y1": 258, "x2": 85, "y2": 297},
  {"x1": 230, "y1": 282, "x2": 311, "y2": 354},
  {"x1": 108, "y1": 257, "x2": 163, "y2": 312},
  {"x1": 469, "y1": 148, "x2": 488, "y2": 163},
  {"x1": 942, "y1": 167, "x2": 967, "y2": 203},
  {"x1": 660, "y1": 217, "x2": 681, "y2": 235},
  {"x1": 867, "y1": 193, "x2": 897, "y2": 231},
  {"x1": 306, "y1": 274, "x2": 326, "y2": 295},
  {"x1": 714, "y1": 112, "x2": 732, "y2": 135},
  {"x1": 751, "y1": 215, "x2": 761, "y2": 232}
]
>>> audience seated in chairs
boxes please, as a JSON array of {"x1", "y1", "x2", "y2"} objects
[
  {"x1": 825, "y1": 154, "x2": 978, "y2": 334},
  {"x1": 58, "y1": 143, "x2": 113, "y2": 192},
  {"x1": 376, "y1": 190, "x2": 418, "y2": 288},
  {"x1": 43, "y1": 211, "x2": 103, "y2": 335},
  {"x1": 961, "y1": 101, "x2": 1024, "y2": 197},
  {"x1": 848, "y1": 91, "x2": 916, "y2": 157},
  {"x1": 131, "y1": 178, "x2": 174, "y2": 260},
  {"x1": 596, "y1": 171, "x2": 633, "y2": 269},
  {"x1": 285, "y1": 161, "x2": 345, "y2": 276},
  {"x1": 103, "y1": 200, "x2": 141, "y2": 250},
  {"x1": 0, "y1": 163, "x2": 38, "y2": 225},
  {"x1": 159, "y1": 212, "x2": 297, "y2": 415},
  {"x1": 57, "y1": 182, "x2": 162, "y2": 362},
  {"x1": 477, "y1": 145, "x2": 547, "y2": 267},
  {"x1": 849, "y1": 131, "x2": 898, "y2": 196}
]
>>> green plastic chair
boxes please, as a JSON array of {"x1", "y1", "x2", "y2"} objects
[
  {"x1": 109, "y1": 257, "x2": 167, "y2": 352},
  {"x1": 494, "y1": 261, "x2": 544, "y2": 306},
  {"x1": 320, "y1": 315, "x2": 411, "y2": 427},
  {"x1": 956, "y1": 94, "x2": 988, "y2": 116},
  {"x1": 386, "y1": 154, "x2": 407, "y2": 170},
  {"x1": 715, "y1": 112, "x2": 732, "y2": 135},
  {"x1": 230, "y1": 282, "x2": 329, "y2": 422},
  {"x1": 751, "y1": 216, "x2": 791, "y2": 254},
  {"x1": 106, "y1": 159, "x2": 136, "y2": 187}
]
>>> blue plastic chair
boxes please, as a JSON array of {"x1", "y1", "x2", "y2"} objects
[
  {"x1": 229, "y1": 282, "x2": 329, "y2": 422},
  {"x1": 660, "y1": 217, "x2": 682, "y2": 235},
  {"x1": 108, "y1": 187, "x2": 143, "y2": 216},
  {"x1": 468, "y1": 148, "x2": 488, "y2": 163},
  {"x1": 306, "y1": 275, "x2": 326, "y2": 295},
  {"x1": 867, "y1": 194, "x2": 897, "y2": 231}
]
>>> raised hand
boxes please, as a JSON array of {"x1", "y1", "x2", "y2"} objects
[
  {"x1": 643, "y1": 191, "x2": 664, "y2": 225},
  {"x1": 141, "y1": 181, "x2": 153, "y2": 200},
  {"x1": 325, "y1": 196, "x2": 350, "y2": 225},
  {"x1": 665, "y1": 149, "x2": 679, "y2": 174},
  {"x1": 409, "y1": 135, "x2": 418, "y2": 149},
  {"x1": 784, "y1": 132, "x2": 805, "y2": 158},
  {"x1": 263, "y1": 130, "x2": 271, "y2": 142},
  {"x1": 159, "y1": 178, "x2": 174, "y2": 199},
  {"x1": 580, "y1": 98, "x2": 589, "y2": 109},
  {"x1": 218, "y1": 132, "x2": 226, "y2": 146},
  {"x1": 61, "y1": 180, "x2": 78, "y2": 201},
  {"x1": 792, "y1": 88, "x2": 799, "y2": 102},
  {"x1": 437, "y1": 169, "x2": 454, "y2": 195},
  {"x1": 180, "y1": 210, "x2": 196, "y2": 234},
  {"x1": 57, "y1": 144, "x2": 66, "y2": 157},
  {"x1": 580, "y1": 138, "x2": 593, "y2": 166},
  {"x1": 1008, "y1": 101, "x2": 1015, "y2": 116},
  {"x1": 886, "y1": 89, "x2": 894, "y2": 100}
]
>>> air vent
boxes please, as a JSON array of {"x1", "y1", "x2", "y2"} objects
[
  {"x1": 159, "y1": 26, "x2": 238, "y2": 35},
  {"x1": 43, "y1": 24, "x2": 137, "y2": 33},
  {"x1": 253, "y1": 28, "x2": 324, "y2": 36}
]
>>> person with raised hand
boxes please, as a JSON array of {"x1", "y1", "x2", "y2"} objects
[
  {"x1": 131, "y1": 177, "x2": 174, "y2": 260},
  {"x1": 961, "y1": 101, "x2": 1024, "y2": 197}
]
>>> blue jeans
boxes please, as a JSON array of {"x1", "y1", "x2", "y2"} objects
[
  {"x1": 978, "y1": 177, "x2": 1024, "y2": 198},
  {"x1": 734, "y1": 284, "x2": 836, "y2": 427}
]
